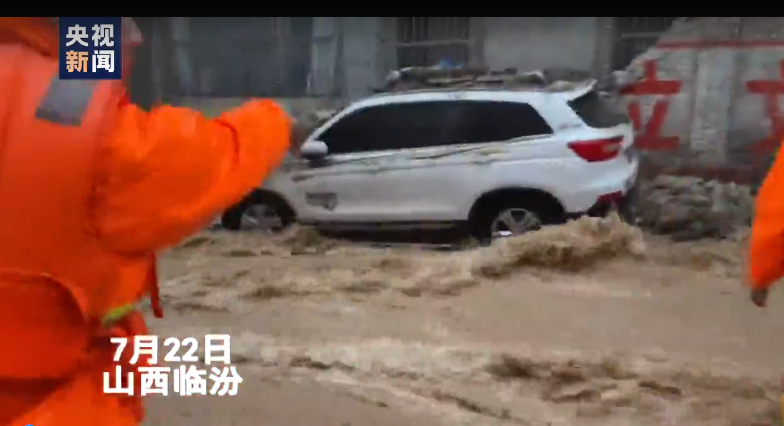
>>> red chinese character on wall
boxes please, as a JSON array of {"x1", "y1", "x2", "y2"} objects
[
  {"x1": 746, "y1": 59, "x2": 784, "y2": 161},
  {"x1": 620, "y1": 60, "x2": 682, "y2": 151}
]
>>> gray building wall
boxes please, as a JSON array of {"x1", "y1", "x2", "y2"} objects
[
  {"x1": 136, "y1": 17, "x2": 618, "y2": 105},
  {"x1": 482, "y1": 17, "x2": 614, "y2": 76},
  {"x1": 334, "y1": 17, "x2": 615, "y2": 99}
]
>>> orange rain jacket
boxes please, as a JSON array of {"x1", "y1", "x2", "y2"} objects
[
  {"x1": 750, "y1": 147, "x2": 784, "y2": 291},
  {"x1": 0, "y1": 18, "x2": 292, "y2": 426}
]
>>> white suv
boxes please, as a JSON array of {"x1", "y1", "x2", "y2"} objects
[{"x1": 221, "y1": 81, "x2": 638, "y2": 239}]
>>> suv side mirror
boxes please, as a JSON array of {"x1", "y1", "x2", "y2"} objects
[{"x1": 300, "y1": 140, "x2": 328, "y2": 159}]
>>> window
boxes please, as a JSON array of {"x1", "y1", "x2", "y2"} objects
[
  {"x1": 613, "y1": 17, "x2": 680, "y2": 69},
  {"x1": 568, "y1": 91, "x2": 630, "y2": 129},
  {"x1": 396, "y1": 17, "x2": 471, "y2": 67},
  {"x1": 456, "y1": 101, "x2": 553, "y2": 144},
  {"x1": 318, "y1": 101, "x2": 463, "y2": 154}
]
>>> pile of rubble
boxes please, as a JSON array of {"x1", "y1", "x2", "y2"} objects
[{"x1": 637, "y1": 175, "x2": 754, "y2": 241}]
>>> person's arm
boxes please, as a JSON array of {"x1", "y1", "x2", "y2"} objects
[
  {"x1": 749, "y1": 148, "x2": 784, "y2": 294},
  {"x1": 91, "y1": 99, "x2": 292, "y2": 253}
]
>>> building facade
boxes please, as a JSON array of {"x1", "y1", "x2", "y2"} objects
[{"x1": 130, "y1": 17, "x2": 677, "y2": 106}]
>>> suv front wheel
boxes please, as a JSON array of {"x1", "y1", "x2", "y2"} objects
[{"x1": 221, "y1": 192, "x2": 295, "y2": 232}]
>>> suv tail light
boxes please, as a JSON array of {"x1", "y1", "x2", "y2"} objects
[{"x1": 568, "y1": 137, "x2": 624, "y2": 162}]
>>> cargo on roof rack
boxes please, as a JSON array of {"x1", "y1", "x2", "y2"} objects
[{"x1": 373, "y1": 65, "x2": 598, "y2": 94}]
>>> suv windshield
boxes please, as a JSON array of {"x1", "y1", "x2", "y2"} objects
[{"x1": 568, "y1": 91, "x2": 630, "y2": 129}]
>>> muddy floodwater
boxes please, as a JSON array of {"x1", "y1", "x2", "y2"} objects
[{"x1": 143, "y1": 217, "x2": 782, "y2": 426}]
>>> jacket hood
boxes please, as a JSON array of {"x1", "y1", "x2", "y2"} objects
[{"x1": 0, "y1": 18, "x2": 58, "y2": 57}]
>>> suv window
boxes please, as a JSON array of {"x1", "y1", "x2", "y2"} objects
[
  {"x1": 567, "y1": 91, "x2": 630, "y2": 128},
  {"x1": 457, "y1": 101, "x2": 553, "y2": 144},
  {"x1": 318, "y1": 101, "x2": 462, "y2": 154}
]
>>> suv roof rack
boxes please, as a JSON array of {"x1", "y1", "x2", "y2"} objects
[{"x1": 371, "y1": 66, "x2": 598, "y2": 96}]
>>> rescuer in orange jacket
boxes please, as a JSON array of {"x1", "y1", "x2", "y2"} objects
[
  {"x1": 0, "y1": 18, "x2": 297, "y2": 425},
  {"x1": 749, "y1": 147, "x2": 784, "y2": 308}
]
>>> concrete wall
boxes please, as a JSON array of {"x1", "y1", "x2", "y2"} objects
[
  {"x1": 482, "y1": 17, "x2": 614, "y2": 76},
  {"x1": 342, "y1": 18, "x2": 387, "y2": 100},
  {"x1": 154, "y1": 17, "x2": 318, "y2": 101},
  {"x1": 154, "y1": 17, "x2": 613, "y2": 105},
  {"x1": 618, "y1": 17, "x2": 784, "y2": 183},
  {"x1": 146, "y1": 17, "x2": 350, "y2": 117},
  {"x1": 370, "y1": 17, "x2": 612, "y2": 94},
  {"x1": 155, "y1": 17, "x2": 382, "y2": 108}
]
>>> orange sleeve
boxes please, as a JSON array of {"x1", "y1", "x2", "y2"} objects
[
  {"x1": 749, "y1": 147, "x2": 784, "y2": 290},
  {"x1": 92, "y1": 100, "x2": 291, "y2": 253}
]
